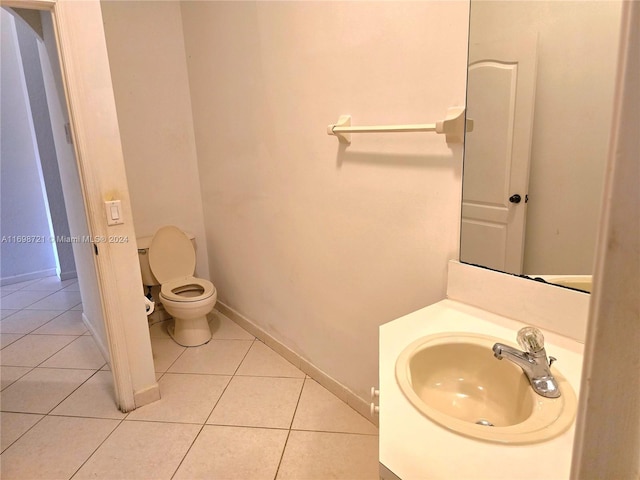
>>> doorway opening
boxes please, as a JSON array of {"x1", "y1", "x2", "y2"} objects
[{"x1": 1, "y1": 6, "x2": 113, "y2": 404}]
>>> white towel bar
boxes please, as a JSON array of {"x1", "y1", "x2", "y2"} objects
[{"x1": 327, "y1": 106, "x2": 471, "y2": 145}]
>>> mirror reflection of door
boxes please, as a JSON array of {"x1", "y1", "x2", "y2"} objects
[
  {"x1": 461, "y1": 1, "x2": 622, "y2": 288},
  {"x1": 461, "y1": 37, "x2": 537, "y2": 274}
]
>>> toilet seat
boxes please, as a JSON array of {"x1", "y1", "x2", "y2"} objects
[{"x1": 160, "y1": 276, "x2": 215, "y2": 303}]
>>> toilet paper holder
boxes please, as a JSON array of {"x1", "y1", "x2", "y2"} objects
[{"x1": 144, "y1": 296, "x2": 155, "y2": 315}]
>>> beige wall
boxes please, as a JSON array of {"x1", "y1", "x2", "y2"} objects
[
  {"x1": 100, "y1": 1, "x2": 210, "y2": 279},
  {"x1": 469, "y1": 1, "x2": 623, "y2": 275},
  {"x1": 181, "y1": 1, "x2": 469, "y2": 399}
]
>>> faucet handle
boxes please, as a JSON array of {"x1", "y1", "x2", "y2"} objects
[{"x1": 517, "y1": 327, "x2": 545, "y2": 353}]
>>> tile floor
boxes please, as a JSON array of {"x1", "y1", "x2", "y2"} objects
[{"x1": 0, "y1": 276, "x2": 379, "y2": 479}]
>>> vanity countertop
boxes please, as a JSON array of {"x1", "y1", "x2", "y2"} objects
[{"x1": 379, "y1": 298, "x2": 584, "y2": 480}]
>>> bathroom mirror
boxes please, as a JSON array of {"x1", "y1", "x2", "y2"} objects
[{"x1": 460, "y1": 0, "x2": 624, "y2": 292}]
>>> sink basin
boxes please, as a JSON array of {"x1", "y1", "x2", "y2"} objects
[{"x1": 395, "y1": 333, "x2": 577, "y2": 444}]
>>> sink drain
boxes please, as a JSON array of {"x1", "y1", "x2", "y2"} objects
[{"x1": 475, "y1": 419, "x2": 495, "y2": 427}]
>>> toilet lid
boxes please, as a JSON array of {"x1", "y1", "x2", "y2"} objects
[{"x1": 148, "y1": 226, "x2": 196, "y2": 284}]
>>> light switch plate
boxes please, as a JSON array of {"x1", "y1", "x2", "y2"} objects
[{"x1": 105, "y1": 200, "x2": 124, "y2": 226}]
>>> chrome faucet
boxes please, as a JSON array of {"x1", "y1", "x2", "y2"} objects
[{"x1": 492, "y1": 327, "x2": 561, "y2": 398}]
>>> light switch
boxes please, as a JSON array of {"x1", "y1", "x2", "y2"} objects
[{"x1": 105, "y1": 200, "x2": 124, "y2": 226}]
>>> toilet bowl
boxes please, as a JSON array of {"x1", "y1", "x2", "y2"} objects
[{"x1": 148, "y1": 226, "x2": 216, "y2": 347}]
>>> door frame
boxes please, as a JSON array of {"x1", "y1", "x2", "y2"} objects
[{"x1": 3, "y1": 0, "x2": 158, "y2": 412}]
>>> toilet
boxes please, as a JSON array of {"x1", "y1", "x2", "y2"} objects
[{"x1": 138, "y1": 226, "x2": 216, "y2": 347}]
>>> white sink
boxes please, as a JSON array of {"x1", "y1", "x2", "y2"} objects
[{"x1": 395, "y1": 333, "x2": 578, "y2": 444}]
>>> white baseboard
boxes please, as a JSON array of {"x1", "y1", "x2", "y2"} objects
[
  {"x1": 134, "y1": 382, "x2": 161, "y2": 409},
  {"x1": 81, "y1": 312, "x2": 160, "y2": 411},
  {"x1": 215, "y1": 301, "x2": 377, "y2": 427},
  {"x1": 0, "y1": 268, "x2": 57, "y2": 286},
  {"x1": 81, "y1": 312, "x2": 110, "y2": 363},
  {"x1": 59, "y1": 270, "x2": 77, "y2": 281},
  {"x1": 380, "y1": 463, "x2": 403, "y2": 480}
]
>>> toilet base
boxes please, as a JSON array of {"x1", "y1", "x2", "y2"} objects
[{"x1": 167, "y1": 315, "x2": 212, "y2": 347}]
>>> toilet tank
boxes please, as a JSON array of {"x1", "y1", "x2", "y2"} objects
[{"x1": 137, "y1": 231, "x2": 196, "y2": 286}]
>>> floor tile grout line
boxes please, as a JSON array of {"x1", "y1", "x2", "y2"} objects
[
  {"x1": 42, "y1": 366, "x2": 105, "y2": 417},
  {"x1": 121, "y1": 418, "x2": 293, "y2": 433},
  {"x1": 0, "y1": 283, "x2": 118, "y2": 477},
  {"x1": 0, "y1": 366, "x2": 105, "y2": 457},
  {"x1": 68, "y1": 415, "x2": 129, "y2": 480},
  {"x1": 29, "y1": 332, "x2": 89, "y2": 369},
  {"x1": 0, "y1": 310, "x2": 20, "y2": 321},
  {"x1": 232, "y1": 372, "x2": 306, "y2": 379},
  {"x1": 150, "y1": 319, "x2": 191, "y2": 374},
  {"x1": 0, "y1": 278, "x2": 76, "y2": 300},
  {"x1": 1, "y1": 319, "x2": 107, "y2": 418},
  {"x1": 170, "y1": 336, "x2": 286, "y2": 479},
  {"x1": 0, "y1": 409, "x2": 49, "y2": 455},
  {"x1": 2, "y1": 364, "x2": 103, "y2": 372},
  {"x1": 158, "y1": 344, "x2": 188, "y2": 374},
  {"x1": 155, "y1": 370, "x2": 301, "y2": 378},
  {"x1": 0, "y1": 333, "x2": 26, "y2": 350},
  {"x1": 20, "y1": 331, "x2": 89, "y2": 336},
  {"x1": 28, "y1": 306, "x2": 88, "y2": 336},
  {"x1": 0, "y1": 365, "x2": 35, "y2": 392},
  {"x1": 0, "y1": 305, "x2": 68, "y2": 329},
  {"x1": 0, "y1": 413, "x2": 378, "y2": 438},
  {"x1": 14, "y1": 276, "x2": 78, "y2": 292},
  {"x1": 0, "y1": 333, "x2": 84, "y2": 370},
  {"x1": 273, "y1": 376, "x2": 308, "y2": 479},
  {"x1": 198, "y1": 420, "x2": 293, "y2": 431},
  {"x1": 15, "y1": 278, "x2": 78, "y2": 292},
  {"x1": 203, "y1": 375, "x2": 233, "y2": 425},
  {"x1": 121, "y1": 417, "x2": 215, "y2": 427},
  {"x1": 234, "y1": 338, "x2": 255, "y2": 373},
  {"x1": 168, "y1": 422, "x2": 208, "y2": 480},
  {"x1": 45, "y1": 411, "x2": 128, "y2": 421},
  {"x1": 273, "y1": 429, "x2": 292, "y2": 480},
  {"x1": 200, "y1": 354, "x2": 246, "y2": 425},
  {"x1": 205, "y1": 372, "x2": 307, "y2": 380},
  {"x1": 161, "y1": 336, "x2": 257, "y2": 379},
  {"x1": 289, "y1": 427, "x2": 380, "y2": 437},
  {"x1": 0, "y1": 300, "x2": 86, "y2": 337},
  {"x1": 3, "y1": 302, "x2": 377, "y2": 478},
  {"x1": 167, "y1": 369, "x2": 239, "y2": 480},
  {"x1": 0, "y1": 408, "x2": 46, "y2": 417},
  {"x1": 0, "y1": 281, "x2": 36, "y2": 293},
  {"x1": 0, "y1": 288, "x2": 57, "y2": 302},
  {"x1": 0, "y1": 405, "x2": 124, "y2": 421},
  {"x1": 0, "y1": 320, "x2": 64, "y2": 338},
  {"x1": 1, "y1": 314, "x2": 85, "y2": 337},
  {"x1": 288, "y1": 376, "x2": 308, "y2": 431},
  {"x1": 0, "y1": 287, "x2": 69, "y2": 310}
]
